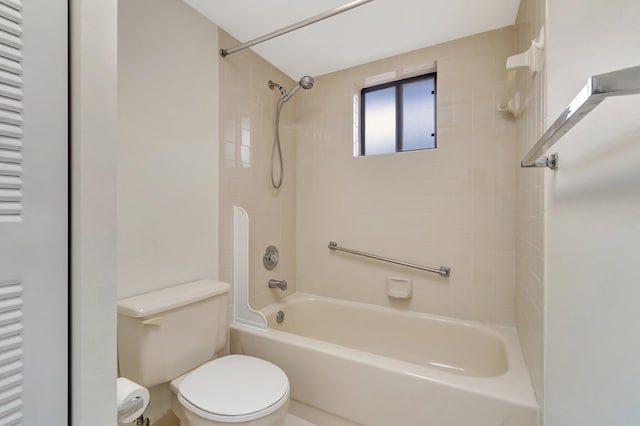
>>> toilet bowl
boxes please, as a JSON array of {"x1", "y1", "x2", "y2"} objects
[
  {"x1": 170, "y1": 355, "x2": 290, "y2": 426},
  {"x1": 117, "y1": 281, "x2": 290, "y2": 426}
]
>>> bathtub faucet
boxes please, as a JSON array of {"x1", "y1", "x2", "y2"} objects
[{"x1": 268, "y1": 279, "x2": 288, "y2": 291}]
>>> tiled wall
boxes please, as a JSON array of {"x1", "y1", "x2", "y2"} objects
[
  {"x1": 218, "y1": 30, "x2": 297, "y2": 309},
  {"x1": 295, "y1": 28, "x2": 517, "y2": 325},
  {"x1": 514, "y1": 0, "x2": 545, "y2": 411}
]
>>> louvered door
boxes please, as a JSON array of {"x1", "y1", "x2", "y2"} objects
[
  {"x1": 0, "y1": 0, "x2": 68, "y2": 425},
  {"x1": 0, "y1": 0, "x2": 22, "y2": 219}
]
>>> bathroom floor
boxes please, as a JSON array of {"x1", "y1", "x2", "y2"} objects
[
  {"x1": 284, "y1": 414, "x2": 316, "y2": 426},
  {"x1": 154, "y1": 412, "x2": 315, "y2": 426}
]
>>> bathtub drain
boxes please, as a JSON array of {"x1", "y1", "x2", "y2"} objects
[{"x1": 276, "y1": 310, "x2": 285, "y2": 324}]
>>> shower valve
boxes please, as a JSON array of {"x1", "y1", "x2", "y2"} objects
[{"x1": 263, "y1": 245, "x2": 279, "y2": 270}]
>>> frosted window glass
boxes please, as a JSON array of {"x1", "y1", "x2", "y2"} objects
[
  {"x1": 363, "y1": 86, "x2": 396, "y2": 155},
  {"x1": 402, "y1": 77, "x2": 435, "y2": 150}
]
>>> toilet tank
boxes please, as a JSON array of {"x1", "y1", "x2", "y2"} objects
[{"x1": 117, "y1": 280, "x2": 230, "y2": 388}]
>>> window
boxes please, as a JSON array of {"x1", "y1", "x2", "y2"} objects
[{"x1": 360, "y1": 73, "x2": 436, "y2": 156}]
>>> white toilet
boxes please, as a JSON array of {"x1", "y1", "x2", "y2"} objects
[{"x1": 117, "y1": 280, "x2": 290, "y2": 426}]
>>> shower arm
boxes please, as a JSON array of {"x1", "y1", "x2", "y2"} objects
[{"x1": 219, "y1": 0, "x2": 374, "y2": 57}]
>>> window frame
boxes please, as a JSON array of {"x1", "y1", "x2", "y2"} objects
[{"x1": 360, "y1": 72, "x2": 437, "y2": 156}]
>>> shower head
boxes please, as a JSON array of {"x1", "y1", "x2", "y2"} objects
[
  {"x1": 299, "y1": 75, "x2": 315, "y2": 90},
  {"x1": 269, "y1": 76, "x2": 315, "y2": 102},
  {"x1": 268, "y1": 75, "x2": 315, "y2": 189},
  {"x1": 283, "y1": 75, "x2": 315, "y2": 101}
]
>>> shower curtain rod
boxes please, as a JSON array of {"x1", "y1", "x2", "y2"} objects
[{"x1": 219, "y1": 0, "x2": 374, "y2": 58}]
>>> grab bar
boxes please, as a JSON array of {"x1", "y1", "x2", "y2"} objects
[
  {"x1": 521, "y1": 64, "x2": 640, "y2": 169},
  {"x1": 328, "y1": 241, "x2": 451, "y2": 277}
]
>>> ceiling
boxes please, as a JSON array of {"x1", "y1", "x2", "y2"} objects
[{"x1": 184, "y1": 0, "x2": 520, "y2": 80}]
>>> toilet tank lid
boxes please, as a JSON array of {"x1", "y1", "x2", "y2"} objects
[{"x1": 118, "y1": 280, "x2": 230, "y2": 318}]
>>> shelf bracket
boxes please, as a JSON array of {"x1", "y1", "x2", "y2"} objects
[{"x1": 520, "y1": 152, "x2": 558, "y2": 170}]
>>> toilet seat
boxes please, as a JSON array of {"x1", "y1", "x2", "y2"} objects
[{"x1": 178, "y1": 355, "x2": 289, "y2": 423}]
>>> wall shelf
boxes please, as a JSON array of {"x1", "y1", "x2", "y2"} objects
[{"x1": 498, "y1": 27, "x2": 544, "y2": 117}]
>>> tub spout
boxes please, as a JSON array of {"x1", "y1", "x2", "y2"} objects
[{"x1": 268, "y1": 279, "x2": 287, "y2": 291}]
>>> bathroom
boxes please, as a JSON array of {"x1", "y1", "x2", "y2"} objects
[{"x1": 4, "y1": 0, "x2": 637, "y2": 425}]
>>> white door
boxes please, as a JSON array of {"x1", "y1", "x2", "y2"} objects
[{"x1": 0, "y1": 0, "x2": 68, "y2": 424}]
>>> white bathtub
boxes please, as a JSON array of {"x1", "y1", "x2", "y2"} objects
[{"x1": 230, "y1": 294, "x2": 537, "y2": 426}]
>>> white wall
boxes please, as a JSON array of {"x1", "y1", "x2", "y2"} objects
[
  {"x1": 118, "y1": 0, "x2": 220, "y2": 298},
  {"x1": 71, "y1": 0, "x2": 118, "y2": 425},
  {"x1": 118, "y1": 0, "x2": 220, "y2": 422},
  {"x1": 544, "y1": 0, "x2": 640, "y2": 424}
]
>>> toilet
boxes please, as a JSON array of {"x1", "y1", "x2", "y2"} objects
[{"x1": 117, "y1": 280, "x2": 290, "y2": 426}]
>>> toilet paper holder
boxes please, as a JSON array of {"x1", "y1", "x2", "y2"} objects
[
  {"x1": 118, "y1": 397, "x2": 148, "y2": 425},
  {"x1": 135, "y1": 415, "x2": 150, "y2": 426}
]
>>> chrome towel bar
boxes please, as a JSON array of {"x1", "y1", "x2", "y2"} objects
[
  {"x1": 521, "y1": 64, "x2": 640, "y2": 169},
  {"x1": 328, "y1": 241, "x2": 451, "y2": 277}
]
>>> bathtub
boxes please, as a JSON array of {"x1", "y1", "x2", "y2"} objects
[{"x1": 230, "y1": 294, "x2": 537, "y2": 426}]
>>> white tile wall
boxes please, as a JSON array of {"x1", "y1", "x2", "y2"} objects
[
  {"x1": 295, "y1": 28, "x2": 518, "y2": 325},
  {"x1": 514, "y1": 0, "x2": 546, "y2": 411},
  {"x1": 218, "y1": 30, "x2": 297, "y2": 309}
]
